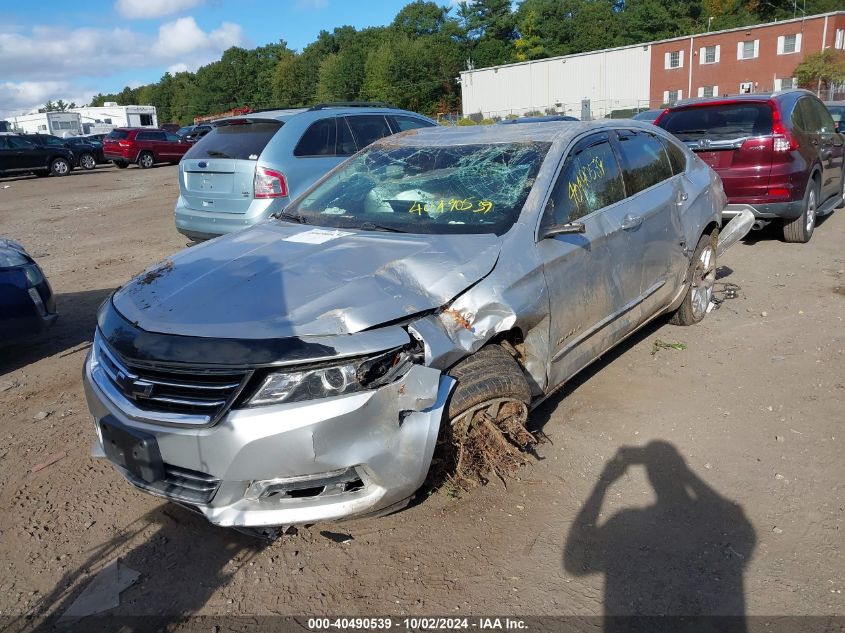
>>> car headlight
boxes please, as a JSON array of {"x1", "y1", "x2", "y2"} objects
[
  {"x1": 0, "y1": 250, "x2": 29, "y2": 267},
  {"x1": 247, "y1": 348, "x2": 414, "y2": 406},
  {"x1": 22, "y1": 263, "x2": 44, "y2": 286}
]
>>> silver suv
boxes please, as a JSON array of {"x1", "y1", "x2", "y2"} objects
[{"x1": 174, "y1": 103, "x2": 437, "y2": 240}]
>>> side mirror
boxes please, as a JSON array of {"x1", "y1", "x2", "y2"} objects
[{"x1": 542, "y1": 222, "x2": 586, "y2": 239}]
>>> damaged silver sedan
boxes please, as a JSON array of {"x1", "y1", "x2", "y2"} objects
[{"x1": 83, "y1": 121, "x2": 750, "y2": 527}]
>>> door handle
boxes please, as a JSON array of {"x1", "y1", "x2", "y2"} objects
[{"x1": 621, "y1": 214, "x2": 643, "y2": 230}]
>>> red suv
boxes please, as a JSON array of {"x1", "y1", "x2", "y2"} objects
[
  {"x1": 656, "y1": 90, "x2": 845, "y2": 243},
  {"x1": 103, "y1": 128, "x2": 190, "y2": 170}
]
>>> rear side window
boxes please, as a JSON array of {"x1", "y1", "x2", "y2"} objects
[
  {"x1": 543, "y1": 134, "x2": 626, "y2": 227},
  {"x1": 391, "y1": 115, "x2": 435, "y2": 132},
  {"x1": 810, "y1": 98, "x2": 836, "y2": 133},
  {"x1": 184, "y1": 119, "x2": 283, "y2": 160},
  {"x1": 345, "y1": 115, "x2": 393, "y2": 150},
  {"x1": 107, "y1": 130, "x2": 129, "y2": 140},
  {"x1": 793, "y1": 98, "x2": 821, "y2": 133},
  {"x1": 137, "y1": 131, "x2": 165, "y2": 141},
  {"x1": 165, "y1": 133, "x2": 180, "y2": 142},
  {"x1": 661, "y1": 137, "x2": 687, "y2": 175},
  {"x1": 294, "y1": 118, "x2": 336, "y2": 157},
  {"x1": 8, "y1": 137, "x2": 35, "y2": 149},
  {"x1": 615, "y1": 131, "x2": 673, "y2": 195},
  {"x1": 337, "y1": 118, "x2": 356, "y2": 155},
  {"x1": 658, "y1": 104, "x2": 773, "y2": 141}
]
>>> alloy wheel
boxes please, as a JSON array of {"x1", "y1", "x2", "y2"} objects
[{"x1": 690, "y1": 244, "x2": 716, "y2": 320}]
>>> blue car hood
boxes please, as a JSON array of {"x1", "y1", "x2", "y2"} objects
[{"x1": 112, "y1": 222, "x2": 502, "y2": 339}]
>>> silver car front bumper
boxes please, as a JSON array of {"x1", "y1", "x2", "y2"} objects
[{"x1": 83, "y1": 352, "x2": 453, "y2": 527}]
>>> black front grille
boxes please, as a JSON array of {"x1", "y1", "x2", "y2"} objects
[{"x1": 96, "y1": 336, "x2": 250, "y2": 425}]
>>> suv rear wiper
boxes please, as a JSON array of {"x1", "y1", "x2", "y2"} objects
[{"x1": 205, "y1": 150, "x2": 230, "y2": 158}]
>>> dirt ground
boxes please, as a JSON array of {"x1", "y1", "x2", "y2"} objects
[{"x1": 0, "y1": 165, "x2": 842, "y2": 627}]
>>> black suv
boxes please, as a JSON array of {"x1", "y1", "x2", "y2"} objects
[
  {"x1": 23, "y1": 134, "x2": 100, "y2": 171},
  {"x1": 0, "y1": 134, "x2": 74, "y2": 177}
]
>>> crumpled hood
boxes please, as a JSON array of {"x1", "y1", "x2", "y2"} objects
[{"x1": 112, "y1": 222, "x2": 502, "y2": 339}]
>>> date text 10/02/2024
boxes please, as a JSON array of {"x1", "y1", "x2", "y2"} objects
[{"x1": 306, "y1": 617, "x2": 527, "y2": 630}]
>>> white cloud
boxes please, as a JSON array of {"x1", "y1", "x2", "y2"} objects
[
  {"x1": 0, "y1": 81, "x2": 95, "y2": 119},
  {"x1": 0, "y1": 17, "x2": 246, "y2": 118},
  {"x1": 154, "y1": 17, "x2": 243, "y2": 59},
  {"x1": 114, "y1": 0, "x2": 203, "y2": 20}
]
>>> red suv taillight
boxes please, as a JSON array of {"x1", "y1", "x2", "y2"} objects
[
  {"x1": 769, "y1": 100, "x2": 797, "y2": 152},
  {"x1": 254, "y1": 166, "x2": 288, "y2": 198}
]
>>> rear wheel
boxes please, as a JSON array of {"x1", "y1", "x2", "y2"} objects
[
  {"x1": 79, "y1": 153, "x2": 96, "y2": 170},
  {"x1": 49, "y1": 157, "x2": 70, "y2": 176},
  {"x1": 669, "y1": 229, "x2": 717, "y2": 326},
  {"x1": 783, "y1": 179, "x2": 817, "y2": 243},
  {"x1": 137, "y1": 152, "x2": 155, "y2": 169}
]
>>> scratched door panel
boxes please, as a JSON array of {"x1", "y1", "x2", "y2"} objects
[{"x1": 538, "y1": 132, "x2": 642, "y2": 390}]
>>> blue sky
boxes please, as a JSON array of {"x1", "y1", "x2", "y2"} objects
[{"x1": 0, "y1": 0, "x2": 422, "y2": 118}]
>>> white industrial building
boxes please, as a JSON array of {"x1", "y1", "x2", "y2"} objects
[
  {"x1": 71, "y1": 103, "x2": 158, "y2": 134},
  {"x1": 9, "y1": 111, "x2": 82, "y2": 137},
  {"x1": 459, "y1": 42, "x2": 653, "y2": 120}
]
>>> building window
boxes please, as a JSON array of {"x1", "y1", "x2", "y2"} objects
[
  {"x1": 777, "y1": 33, "x2": 801, "y2": 55},
  {"x1": 739, "y1": 81, "x2": 753, "y2": 94},
  {"x1": 38, "y1": 124, "x2": 47, "y2": 131},
  {"x1": 701, "y1": 45, "x2": 719, "y2": 64},
  {"x1": 104, "y1": 118, "x2": 112, "y2": 124},
  {"x1": 139, "y1": 114, "x2": 153, "y2": 126},
  {"x1": 663, "y1": 89, "x2": 682, "y2": 105},
  {"x1": 836, "y1": 29, "x2": 844, "y2": 49},
  {"x1": 698, "y1": 85, "x2": 718, "y2": 98},
  {"x1": 775, "y1": 77, "x2": 795, "y2": 91},
  {"x1": 664, "y1": 50, "x2": 684, "y2": 69},
  {"x1": 737, "y1": 40, "x2": 758, "y2": 60}
]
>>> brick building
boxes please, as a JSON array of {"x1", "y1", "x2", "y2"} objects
[
  {"x1": 651, "y1": 12, "x2": 845, "y2": 107},
  {"x1": 459, "y1": 11, "x2": 845, "y2": 119}
]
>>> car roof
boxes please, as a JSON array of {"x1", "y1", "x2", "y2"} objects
[
  {"x1": 499, "y1": 115, "x2": 579, "y2": 124},
  {"x1": 671, "y1": 89, "x2": 817, "y2": 109},
  {"x1": 213, "y1": 104, "x2": 433, "y2": 124},
  {"x1": 371, "y1": 119, "x2": 661, "y2": 147}
]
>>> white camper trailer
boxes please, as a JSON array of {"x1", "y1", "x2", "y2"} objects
[
  {"x1": 71, "y1": 103, "x2": 158, "y2": 134},
  {"x1": 10, "y1": 111, "x2": 82, "y2": 137}
]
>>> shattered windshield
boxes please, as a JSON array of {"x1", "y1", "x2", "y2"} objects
[{"x1": 283, "y1": 142, "x2": 551, "y2": 235}]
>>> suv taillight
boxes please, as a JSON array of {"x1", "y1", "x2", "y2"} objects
[
  {"x1": 254, "y1": 166, "x2": 288, "y2": 198},
  {"x1": 770, "y1": 100, "x2": 797, "y2": 152}
]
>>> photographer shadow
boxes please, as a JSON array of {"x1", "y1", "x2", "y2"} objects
[{"x1": 564, "y1": 441, "x2": 756, "y2": 632}]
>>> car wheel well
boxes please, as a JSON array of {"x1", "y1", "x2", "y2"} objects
[{"x1": 703, "y1": 220, "x2": 720, "y2": 240}]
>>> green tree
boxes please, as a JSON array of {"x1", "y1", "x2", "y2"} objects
[
  {"x1": 316, "y1": 48, "x2": 366, "y2": 101},
  {"x1": 794, "y1": 49, "x2": 845, "y2": 91},
  {"x1": 392, "y1": 1, "x2": 450, "y2": 37}
]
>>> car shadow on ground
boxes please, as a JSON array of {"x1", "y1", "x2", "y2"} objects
[
  {"x1": 12, "y1": 503, "x2": 269, "y2": 630},
  {"x1": 563, "y1": 440, "x2": 756, "y2": 632},
  {"x1": 740, "y1": 209, "x2": 836, "y2": 246},
  {"x1": 528, "y1": 315, "x2": 667, "y2": 434},
  {"x1": 0, "y1": 287, "x2": 113, "y2": 375}
]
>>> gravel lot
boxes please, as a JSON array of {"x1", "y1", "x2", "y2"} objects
[{"x1": 0, "y1": 165, "x2": 842, "y2": 626}]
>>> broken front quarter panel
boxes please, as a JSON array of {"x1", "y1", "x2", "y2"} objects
[{"x1": 407, "y1": 135, "x2": 568, "y2": 395}]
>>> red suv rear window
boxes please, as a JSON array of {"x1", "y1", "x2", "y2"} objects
[
  {"x1": 658, "y1": 103, "x2": 773, "y2": 142},
  {"x1": 106, "y1": 130, "x2": 130, "y2": 140}
]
